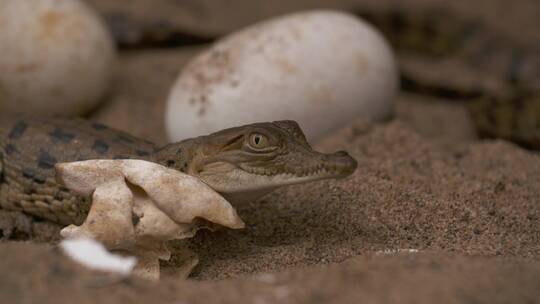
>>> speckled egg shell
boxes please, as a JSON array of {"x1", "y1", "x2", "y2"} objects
[
  {"x1": 166, "y1": 10, "x2": 398, "y2": 142},
  {"x1": 0, "y1": 0, "x2": 116, "y2": 115}
]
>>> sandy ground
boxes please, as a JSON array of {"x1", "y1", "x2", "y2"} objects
[
  {"x1": 2, "y1": 242, "x2": 539, "y2": 304},
  {"x1": 184, "y1": 117, "x2": 540, "y2": 279},
  {"x1": 1, "y1": 113, "x2": 539, "y2": 303},
  {"x1": 1, "y1": 0, "x2": 539, "y2": 303}
]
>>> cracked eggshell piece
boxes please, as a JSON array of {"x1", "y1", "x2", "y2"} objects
[
  {"x1": 55, "y1": 160, "x2": 124, "y2": 195},
  {"x1": 121, "y1": 160, "x2": 245, "y2": 229},
  {"x1": 166, "y1": 10, "x2": 398, "y2": 142},
  {"x1": 0, "y1": 0, "x2": 116, "y2": 115},
  {"x1": 56, "y1": 159, "x2": 244, "y2": 244},
  {"x1": 56, "y1": 159, "x2": 244, "y2": 280},
  {"x1": 130, "y1": 185, "x2": 197, "y2": 242},
  {"x1": 60, "y1": 179, "x2": 136, "y2": 249}
]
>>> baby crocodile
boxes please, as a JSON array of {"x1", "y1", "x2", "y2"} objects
[{"x1": 0, "y1": 113, "x2": 357, "y2": 225}]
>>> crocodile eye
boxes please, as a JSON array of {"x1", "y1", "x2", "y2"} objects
[{"x1": 248, "y1": 133, "x2": 269, "y2": 149}]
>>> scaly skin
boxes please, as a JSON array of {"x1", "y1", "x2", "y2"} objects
[
  {"x1": 0, "y1": 113, "x2": 357, "y2": 226},
  {"x1": 468, "y1": 89, "x2": 540, "y2": 149},
  {"x1": 359, "y1": 9, "x2": 540, "y2": 150}
]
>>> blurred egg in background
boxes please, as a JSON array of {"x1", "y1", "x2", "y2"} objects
[
  {"x1": 0, "y1": 0, "x2": 116, "y2": 115},
  {"x1": 165, "y1": 10, "x2": 398, "y2": 142}
]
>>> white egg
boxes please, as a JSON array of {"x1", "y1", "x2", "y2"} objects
[
  {"x1": 0, "y1": 0, "x2": 116, "y2": 115},
  {"x1": 166, "y1": 10, "x2": 398, "y2": 142}
]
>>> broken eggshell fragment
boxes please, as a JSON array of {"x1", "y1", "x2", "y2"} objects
[{"x1": 55, "y1": 159, "x2": 244, "y2": 279}]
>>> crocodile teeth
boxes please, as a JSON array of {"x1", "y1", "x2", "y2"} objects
[{"x1": 246, "y1": 165, "x2": 338, "y2": 178}]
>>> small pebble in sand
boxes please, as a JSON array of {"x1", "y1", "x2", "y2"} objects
[{"x1": 375, "y1": 249, "x2": 420, "y2": 255}]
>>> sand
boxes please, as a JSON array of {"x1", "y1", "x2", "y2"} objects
[
  {"x1": 181, "y1": 118, "x2": 540, "y2": 279},
  {"x1": 1, "y1": 114, "x2": 539, "y2": 303},
  {"x1": 2, "y1": 242, "x2": 539, "y2": 304}
]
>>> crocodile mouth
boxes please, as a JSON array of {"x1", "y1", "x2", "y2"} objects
[
  {"x1": 195, "y1": 150, "x2": 357, "y2": 195},
  {"x1": 240, "y1": 162, "x2": 354, "y2": 180},
  {"x1": 240, "y1": 150, "x2": 357, "y2": 180}
]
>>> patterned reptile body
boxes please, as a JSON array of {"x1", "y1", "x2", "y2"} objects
[
  {"x1": 0, "y1": 113, "x2": 156, "y2": 225},
  {"x1": 360, "y1": 10, "x2": 540, "y2": 149}
]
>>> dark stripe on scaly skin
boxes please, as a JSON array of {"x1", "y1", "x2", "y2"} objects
[
  {"x1": 22, "y1": 168, "x2": 46, "y2": 185},
  {"x1": 22, "y1": 168, "x2": 36, "y2": 180},
  {"x1": 92, "y1": 122, "x2": 108, "y2": 131},
  {"x1": 115, "y1": 134, "x2": 135, "y2": 144},
  {"x1": 37, "y1": 151, "x2": 57, "y2": 170},
  {"x1": 4, "y1": 144, "x2": 16, "y2": 155},
  {"x1": 8, "y1": 121, "x2": 28, "y2": 139},
  {"x1": 33, "y1": 175, "x2": 46, "y2": 184},
  {"x1": 48, "y1": 128, "x2": 76, "y2": 143},
  {"x1": 92, "y1": 140, "x2": 109, "y2": 154},
  {"x1": 136, "y1": 150, "x2": 150, "y2": 157}
]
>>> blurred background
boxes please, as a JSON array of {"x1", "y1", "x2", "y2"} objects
[{"x1": 1, "y1": 0, "x2": 539, "y2": 148}]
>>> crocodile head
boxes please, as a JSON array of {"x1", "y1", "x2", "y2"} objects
[{"x1": 154, "y1": 121, "x2": 357, "y2": 203}]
